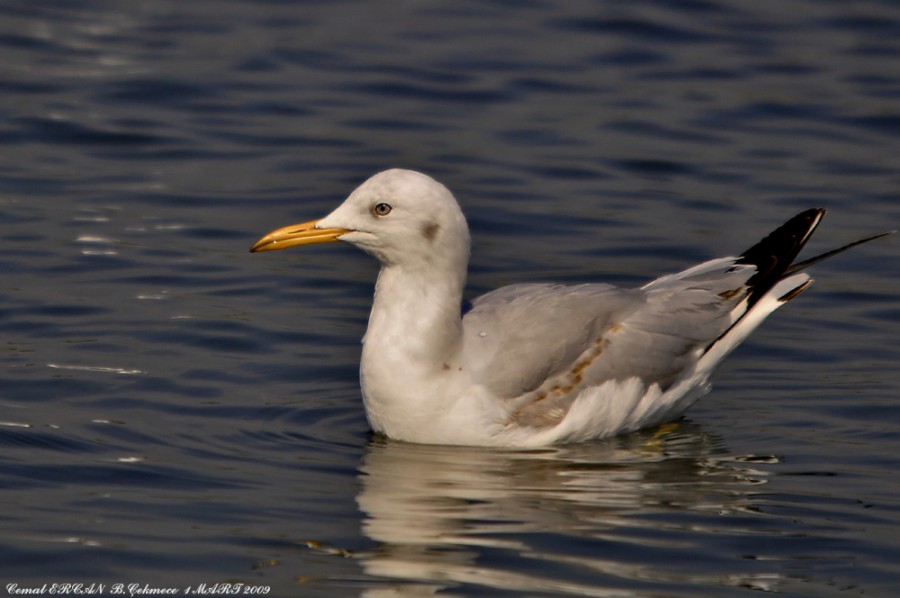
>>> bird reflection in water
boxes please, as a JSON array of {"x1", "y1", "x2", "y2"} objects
[{"x1": 345, "y1": 422, "x2": 784, "y2": 596}]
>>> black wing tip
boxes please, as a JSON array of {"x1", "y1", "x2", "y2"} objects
[
  {"x1": 737, "y1": 208, "x2": 892, "y2": 306},
  {"x1": 785, "y1": 228, "x2": 894, "y2": 275},
  {"x1": 738, "y1": 208, "x2": 826, "y2": 289}
]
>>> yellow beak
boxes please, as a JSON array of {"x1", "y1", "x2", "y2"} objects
[{"x1": 249, "y1": 219, "x2": 350, "y2": 253}]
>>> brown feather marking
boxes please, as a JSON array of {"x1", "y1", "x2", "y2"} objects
[
  {"x1": 718, "y1": 287, "x2": 745, "y2": 300},
  {"x1": 509, "y1": 327, "x2": 617, "y2": 428},
  {"x1": 422, "y1": 222, "x2": 440, "y2": 242}
]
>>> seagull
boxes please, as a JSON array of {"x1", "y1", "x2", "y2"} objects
[{"x1": 251, "y1": 169, "x2": 888, "y2": 447}]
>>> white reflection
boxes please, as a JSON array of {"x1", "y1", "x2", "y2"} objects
[
  {"x1": 355, "y1": 423, "x2": 782, "y2": 596},
  {"x1": 47, "y1": 363, "x2": 144, "y2": 375}
]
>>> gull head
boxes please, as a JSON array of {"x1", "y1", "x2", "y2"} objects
[{"x1": 251, "y1": 169, "x2": 470, "y2": 271}]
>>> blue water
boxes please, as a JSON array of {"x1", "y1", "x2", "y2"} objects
[{"x1": 2, "y1": 1, "x2": 900, "y2": 596}]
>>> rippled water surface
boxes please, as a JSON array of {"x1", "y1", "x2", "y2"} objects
[{"x1": 2, "y1": 1, "x2": 900, "y2": 596}]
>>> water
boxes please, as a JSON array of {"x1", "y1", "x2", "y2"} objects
[{"x1": 1, "y1": 0, "x2": 899, "y2": 595}]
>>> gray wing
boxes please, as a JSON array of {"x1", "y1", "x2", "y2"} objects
[
  {"x1": 460, "y1": 258, "x2": 756, "y2": 426},
  {"x1": 461, "y1": 282, "x2": 638, "y2": 398}
]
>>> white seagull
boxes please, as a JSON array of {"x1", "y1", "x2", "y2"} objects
[{"x1": 251, "y1": 169, "x2": 888, "y2": 447}]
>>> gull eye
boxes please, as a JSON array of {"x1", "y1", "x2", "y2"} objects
[{"x1": 373, "y1": 202, "x2": 392, "y2": 217}]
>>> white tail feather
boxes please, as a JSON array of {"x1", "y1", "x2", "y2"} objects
[{"x1": 697, "y1": 273, "x2": 812, "y2": 376}]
